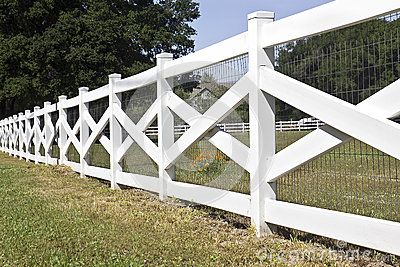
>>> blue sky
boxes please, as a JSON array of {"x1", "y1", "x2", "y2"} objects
[{"x1": 192, "y1": 0, "x2": 334, "y2": 50}]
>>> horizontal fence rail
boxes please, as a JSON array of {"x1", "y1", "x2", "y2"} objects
[{"x1": 0, "y1": 0, "x2": 400, "y2": 256}]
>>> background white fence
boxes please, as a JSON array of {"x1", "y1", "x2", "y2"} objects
[
  {"x1": 0, "y1": 0, "x2": 400, "y2": 256},
  {"x1": 144, "y1": 119, "x2": 323, "y2": 136}
]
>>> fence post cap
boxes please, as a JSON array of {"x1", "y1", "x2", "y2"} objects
[
  {"x1": 109, "y1": 73, "x2": 121, "y2": 79},
  {"x1": 18, "y1": 112, "x2": 24, "y2": 116},
  {"x1": 25, "y1": 110, "x2": 30, "y2": 114},
  {"x1": 156, "y1": 53, "x2": 173, "y2": 60},
  {"x1": 247, "y1": 11, "x2": 275, "y2": 21},
  {"x1": 13, "y1": 115, "x2": 18, "y2": 119},
  {"x1": 34, "y1": 106, "x2": 40, "y2": 111},
  {"x1": 58, "y1": 95, "x2": 67, "y2": 101},
  {"x1": 79, "y1": 87, "x2": 89, "y2": 92},
  {"x1": 44, "y1": 101, "x2": 51, "y2": 106}
]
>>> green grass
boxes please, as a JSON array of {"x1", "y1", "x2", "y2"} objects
[
  {"x1": 0, "y1": 152, "x2": 367, "y2": 266},
  {"x1": 276, "y1": 132, "x2": 400, "y2": 223}
]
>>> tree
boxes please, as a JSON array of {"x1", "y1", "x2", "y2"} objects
[{"x1": 0, "y1": 0, "x2": 200, "y2": 117}]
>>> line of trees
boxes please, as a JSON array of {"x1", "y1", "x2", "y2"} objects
[{"x1": 0, "y1": 0, "x2": 199, "y2": 117}]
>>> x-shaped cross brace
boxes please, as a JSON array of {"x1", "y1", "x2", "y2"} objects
[
  {"x1": 24, "y1": 119, "x2": 35, "y2": 151},
  {"x1": 164, "y1": 74, "x2": 252, "y2": 170},
  {"x1": 113, "y1": 100, "x2": 160, "y2": 165},
  {"x1": 33, "y1": 116, "x2": 47, "y2": 150},
  {"x1": 260, "y1": 67, "x2": 400, "y2": 182},
  {"x1": 57, "y1": 117, "x2": 81, "y2": 155},
  {"x1": 82, "y1": 108, "x2": 112, "y2": 156},
  {"x1": 44, "y1": 117, "x2": 56, "y2": 153}
]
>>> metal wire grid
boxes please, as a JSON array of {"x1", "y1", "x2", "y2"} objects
[
  {"x1": 66, "y1": 106, "x2": 80, "y2": 163},
  {"x1": 120, "y1": 84, "x2": 158, "y2": 177},
  {"x1": 50, "y1": 112, "x2": 60, "y2": 159},
  {"x1": 89, "y1": 97, "x2": 109, "y2": 138},
  {"x1": 277, "y1": 139, "x2": 400, "y2": 222},
  {"x1": 274, "y1": 13, "x2": 400, "y2": 222},
  {"x1": 171, "y1": 55, "x2": 251, "y2": 193},
  {"x1": 192, "y1": 54, "x2": 249, "y2": 88},
  {"x1": 87, "y1": 97, "x2": 110, "y2": 168},
  {"x1": 66, "y1": 106, "x2": 79, "y2": 129},
  {"x1": 275, "y1": 12, "x2": 400, "y2": 105},
  {"x1": 173, "y1": 54, "x2": 249, "y2": 114},
  {"x1": 122, "y1": 83, "x2": 157, "y2": 125},
  {"x1": 38, "y1": 115, "x2": 45, "y2": 156},
  {"x1": 28, "y1": 118, "x2": 35, "y2": 155}
]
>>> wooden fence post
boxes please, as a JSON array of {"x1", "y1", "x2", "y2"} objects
[
  {"x1": 157, "y1": 53, "x2": 175, "y2": 201},
  {"x1": 9, "y1": 116, "x2": 14, "y2": 156},
  {"x1": 0, "y1": 119, "x2": 3, "y2": 152},
  {"x1": 9, "y1": 117, "x2": 13, "y2": 156},
  {"x1": 10, "y1": 116, "x2": 13, "y2": 156},
  {"x1": 1, "y1": 119, "x2": 3, "y2": 152},
  {"x1": 6, "y1": 117, "x2": 10, "y2": 155},
  {"x1": 24, "y1": 110, "x2": 31, "y2": 162},
  {"x1": 3, "y1": 118, "x2": 5, "y2": 153},
  {"x1": 7, "y1": 117, "x2": 11, "y2": 156},
  {"x1": 109, "y1": 74, "x2": 122, "y2": 189},
  {"x1": 1, "y1": 119, "x2": 7, "y2": 152},
  {"x1": 5, "y1": 118, "x2": 9, "y2": 154},
  {"x1": 43, "y1": 102, "x2": 51, "y2": 165},
  {"x1": 1, "y1": 119, "x2": 4, "y2": 152},
  {"x1": 33, "y1": 106, "x2": 40, "y2": 164},
  {"x1": 248, "y1": 11, "x2": 276, "y2": 236},
  {"x1": 12, "y1": 115, "x2": 18, "y2": 158},
  {"x1": 58, "y1": 96, "x2": 68, "y2": 165},
  {"x1": 18, "y1": 112, "x2": 24, "y2": 160},
  {"x1": 79, "y1": 87, "x2": 89, "y2": 178}
]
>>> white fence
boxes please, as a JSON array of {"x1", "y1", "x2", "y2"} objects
[
  {"x1": 0, "y1": 0, "x2": 400, "y2": 256},
  {"x1": 144, "y1": 119, "x2": 323, "y2": 136}
]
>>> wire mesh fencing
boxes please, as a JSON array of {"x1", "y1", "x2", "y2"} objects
[
  {"x1": 172, "y1": 55, "x2": 251, "y2": 194},
  {"x1": 87, "y1": 97, "x2": 110, "y2": 169},
  {"x1": 121, "y1": 83, "x2": 159, "y2": 177},
  {"x1": 50, "y1": 111, "x2": 59, "y2": 159},
  {"x1": 275, "y1": 12, "x2": 400, "y2": 223},
  {"x1": 66, "y1": 106, "x2": 80, "y2": 163}
]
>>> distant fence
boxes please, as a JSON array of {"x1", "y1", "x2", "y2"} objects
[
  {"x1": 144, "y1": 119, "x2": 323, "y2": 136},
  {"x1": 0, "y1": 0, "x2": 400, "y2": 256}
]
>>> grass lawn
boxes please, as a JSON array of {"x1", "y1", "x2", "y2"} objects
[{"x1": 1, "y1": 152, "x2": 396, "y2": 266}]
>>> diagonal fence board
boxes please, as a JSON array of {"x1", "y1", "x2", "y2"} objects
[
  {"x1": 116, "y1": 96, "x2": 160, "y2": 163},
  {"x1": 267, "y1": 80, "x2": 400, "y2": 181},
  {"x1": 61, "y1": 117, "x2": 81, "y2": 155},
  {"x1": 263, "y1": 71, "x2": 400, "y2": 182},
  {"x1": 267, "y1": 78, "x2": 400, "y2": 181},
  {"x1": 164, "y1": 74, "x2": 251, "y2": 169},
  {"x1": 260, "y1": 67, "x2": 400, "y2": 181},
  {"x1": 113, "y1": 104, "x2": 159, "y2": 164},
  {"x1": 82, "y1": 108, "x2": 111, "y2": 156},
  {"x1": 33, "y1": 120, "x2": 46, "y2": 150},
  {"x1": 167, "y1": 91, "x2": 251, "y2": 172}
]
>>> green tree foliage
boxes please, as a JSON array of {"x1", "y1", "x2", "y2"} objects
[
  {"x1": 0, "y1": 0, "x2": 199, "y2": 117},
  {"x1": 275, "y1": 16, "x2": 400, "y2": 120}
]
